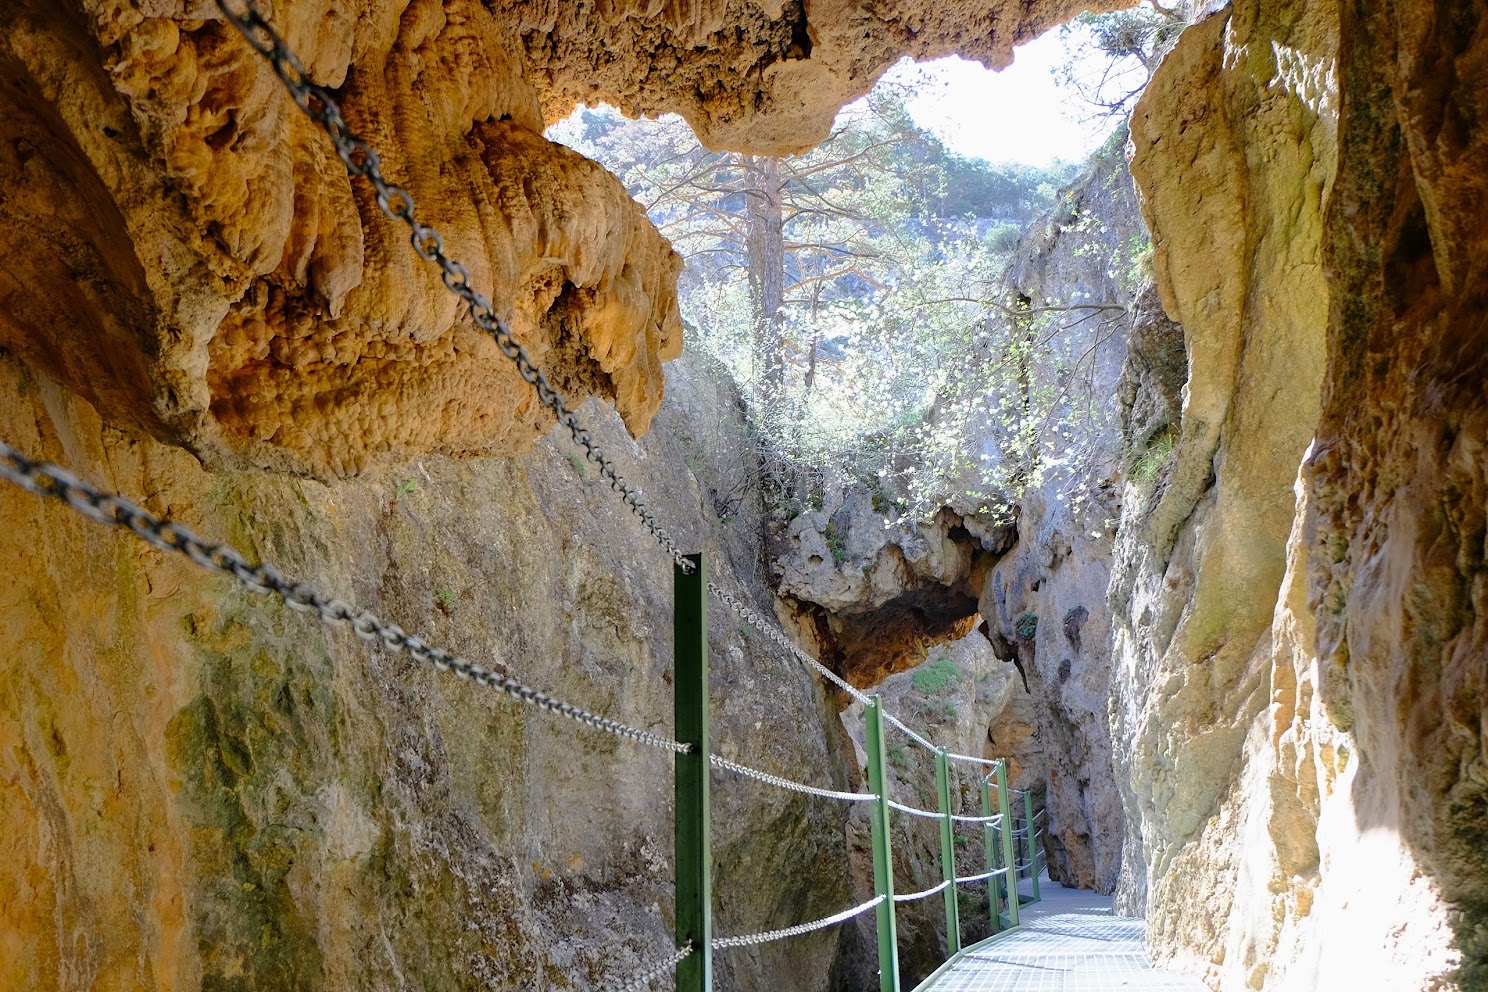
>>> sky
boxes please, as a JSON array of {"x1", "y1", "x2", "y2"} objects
[{"x1": 889, "y1": 30, "x2": 1116, "y2": 167}]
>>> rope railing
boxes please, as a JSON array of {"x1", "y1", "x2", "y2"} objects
[
  {"x1": 709, "y1": 754, "x2": 877, "y2": 803},
  {"x1": 893, "y1": 879, "x2": 951, "y2": 904},
  {"x1": 712, "y1": 895, "x2": 885, "y2": 949},
  {"x1": 950, "y1": 811, "x2": 1003, "y2": 825},
  {"x1": 0, "y1": 443, "x2": 689, "y2": 754},
  {"x1": 611, "y1": 943, "x2": 694, "y2": 992},
  {"x1": 945, "y1": 751, "x2": 1001, "y2": 768}
]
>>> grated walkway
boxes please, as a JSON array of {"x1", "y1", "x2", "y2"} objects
[{"x1": 922, "y1": 875, "x2": 1210, "y2": 991}]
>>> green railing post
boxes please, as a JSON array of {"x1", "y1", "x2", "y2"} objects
[
  {"x1": 865, "y1": 697, "x2": 901, "y2": 992},
  {"x1": 934, "y1": 749, "x2": 961, "y2": 956},
  {"x1": 979, "y1": 776, "x2": 1002, "y2": 934},
  {"x1": 675, "y1": 553, "x2": 711, "y2": 992},
  {"x1": 1023, "y1": 790, "x2": 1041, "y2": 903},
  {"x1": 995, "y1": 759, "x2": 1019, "y2": 929}
]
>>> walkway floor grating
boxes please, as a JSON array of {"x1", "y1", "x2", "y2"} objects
[{"x1": 922, "y1": 876, "x2": 1210, "y2": 991}]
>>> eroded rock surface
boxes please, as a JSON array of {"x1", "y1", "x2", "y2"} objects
[
  {"x1": 0, "y1": 348, "x2": 862, "y2": 991},
  {"x1": 1114, "y1": 0, "x2": 1486, "y2": 988},
  {"x1": 0, "y1": 0, "x2": 1123, "y2": 479},
  {"x1": 773, "y1": 490, "x2": 1010, "y2": 688}
]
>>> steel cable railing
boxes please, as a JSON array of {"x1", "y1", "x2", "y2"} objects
[
  {"x1": 893, "y1": 879, "x2": 951, "y2": 904},
  {"x1": 611, "y1": 944, "x2": 693, "y2": 992},
  {"x1": 709, "y1": 754, "x2": 878, "y2": 803},
  {"x1": 712, "y1": 895, "x2": 885, "y2": 949},
  {"x1": 887, "y1": 798, "x2": 946, "y2": 820}
]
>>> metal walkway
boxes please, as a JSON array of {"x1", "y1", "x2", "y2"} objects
[{"x1": 921, "y1": 875, "x2": 1210, "y2": 992}]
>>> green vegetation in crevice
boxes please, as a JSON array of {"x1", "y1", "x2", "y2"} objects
[
  {"x1": 1015, "y1": 612, "x2": 1039, "y2": 641},
  {"x1": 824, "y1": 520, "x2": 848, "y2": 563},
  {"x1": 910, "y1": 656, "x2": 962, "y2": 695},
  {"x1": 1129, "y1": 425, "x2": 1178, "y2": 482}
]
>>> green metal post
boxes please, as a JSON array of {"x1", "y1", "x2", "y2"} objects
[
  {"x1": 675, "y1": 553, "x2": 711, "y2": 992},
  {"x1": 1023, "y1": 790, "x2": 1041, "y2": 903},
  {"x1": 934, "y1": 750, "x2": 961, "y2": 956},
  {"x1": 995, "y1": 760, "x2": 1019, "y2": 929},
  {"x1": 865, "y1": 697, "x2": 901, "y2": 992},
  {"x1": 979, "y1": 776, "x2": 1002, "y2": 934}
]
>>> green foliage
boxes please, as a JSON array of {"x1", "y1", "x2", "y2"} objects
[
  {"x1": 986, "y1": 223, "x2": 1021, "y2": 253},
  {"x1": 549, "y1": 74, "x2": 1136, "y2": 533},
  {"x1": 824, "y1": 521, "x2": 848, "y2": 563},
  {"x1": 887, "y1": 744, "x2": 914, "y2": 776},
  {"x1": 1130, "y1": 427, "x2": 1177, "y2": 482},
  {"x1": 435, "y1": 587, "x2": 458, "y2": 614},
  {"x1": 1057, "y1": 4, "x2": 1187, "y2": 119},
  {"x1": 392, "y1": 478, "x2": 418, "y2": 503},
  {"x1": 1015, "y1": 612, "x2": 1039, "y2": 641},
  {"x1": 566, "y1": 451, "x2": 587, "y2": 477},
  {"x1": 911, "y1": 656, "x2": 962, "y2": 695}
]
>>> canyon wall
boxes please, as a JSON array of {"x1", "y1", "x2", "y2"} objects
[
  {"x1": 0, "y1": 343, "x2": 874, "y2": 992},
  {"x1": 0, "y1": 0, "x2": 1484, "y2": 990},
  {"x1": 975, "y1": 136, "x2": 1143, "y2": 897},
  {"x1": 1115, "y1": 0, "x2": 1486, "y2": 988}
]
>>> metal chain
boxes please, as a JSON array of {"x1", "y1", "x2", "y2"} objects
[
  {"x1": 880, "y1": 711, "x2": 939, "y2": 753},
  {"x1": 707, "y1": 582, "x2": 869, "y2": 703},
  {"x1": 892, "y1": 879, "x2": 951, "y2": 904},
  {"x1": 886, "y1": 799, "x2": 944, "y2": 820},
  {"x1": 708, "y1": 581, "x2": 943, "y2": 755},
  {"x1": 949, "y1": 811, "x2": 1003, "y2": 825},
  {"x1": 609, "y1": 943, "x2": 693, "y2": 992},
  {"x1": 944, "y1": 750, "x2": 1000, "y2": 768},
  {"x1": 710, "y1": 754, "x2": 877, "y2": 803},
  {"x1": 712, "y1": 895, "x2": 885, "y2": 950},
  {"x1": 213, "y1": 0, "x2": 695, "y2": 575},
  {"x1": 954, "y1": 867, "x2": 1006, "y2": 885},
  {"x1": 0, "y1": 441, "x2": 688, "y2": 754}
]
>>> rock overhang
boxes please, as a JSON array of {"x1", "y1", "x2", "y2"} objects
[{"x1": 0, "y1": 0, "x2": 1120, "y2": 478}]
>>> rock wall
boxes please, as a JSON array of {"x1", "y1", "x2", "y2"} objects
[
  {"x1": 0, "y1": 346, "x2": 863, "y2": 992},
  {"x1": 975, "y1": 136, "x2": 1143, "y2": 896},
  {"x1": 1114, "y1": 0, "x2": 1486, "y2": 988}
]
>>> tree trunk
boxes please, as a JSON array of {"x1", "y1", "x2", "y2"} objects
[{"x1": 744, "y1": 155, "x2": 786, "y2": 399}]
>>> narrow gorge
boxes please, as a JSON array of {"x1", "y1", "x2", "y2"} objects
[{"x1": 0, "y1": 1, "x2": 1483, "y2": 992}]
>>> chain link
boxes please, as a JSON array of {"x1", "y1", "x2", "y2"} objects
[
  {"x1": 707, "y1": 581, "x2": 869, "y2": 701},
  {"x1": 886, "y1": 799, "x2": 945, "y2": 820},
  {"x1": 710, "y1": 754, "x2": 877, "y2": 804},
  {"x1": 213, "y1": 0, "x2": 695, "y2": 575},
  {"x1": 949, "y1": 811, "x2": 1003, "y2": 825},
  {"x1": 609, "y1": 942, "x2": 693, "y2": 992},
  {"x1": 712, "y1": 895, "x2": 884, "y2": 949},
  {"x1": 955, "y1": 867, "x2": 1006, "y2": 885},
  {"x1": 0, "y1": 441, "x2": 688, "y2": 754},
  {"x1": 706, "y1": 582, "x2": 957, "y2": 762},
  {"x1": 708, "y1": 582, "x2": 941, "y2": 752},
  {"x1": 892, "y1": 879, "x2": 951, "y2": 904},
  {"x1": 944, "y1": 750, "x2": 1000, "y2": 768}
]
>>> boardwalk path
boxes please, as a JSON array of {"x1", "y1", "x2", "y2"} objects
[{"x1": 923, "y1": 876, "x2": 1210, "y2": 992}]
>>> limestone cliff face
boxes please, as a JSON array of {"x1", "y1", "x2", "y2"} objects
[
  {"x1": 0, "y1": 347, "x2": 864, "y2": 992},
  {"x1": 1115, "y1": 0, "x2": 1486, "y2": 988},
  {"x1": 772, "y1": 490, "x2": 1007, "y2": 690},
  {"x1": 976, "y1": 138, "x2": 1144, "y2": 898}
]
